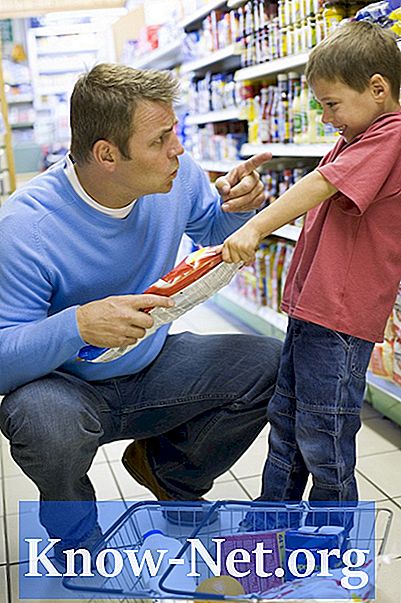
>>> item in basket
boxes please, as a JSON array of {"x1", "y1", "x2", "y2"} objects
[
  {"x1": 220, "y1": 529, "x2": 286, "y2": 594},
  {"x1": 285, "y1": 525, "x2": 346, "y2": 581},
  {"x1": 78, "y1": 246, "x2": 240, "y2": 363},
  {"x1": 195, "y1": 575, "x2": 245, "y2": 602}
]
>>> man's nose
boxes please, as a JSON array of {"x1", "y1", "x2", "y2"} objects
[{"x1": 168, "y1": 132, "x2": 184, "y2": 158}]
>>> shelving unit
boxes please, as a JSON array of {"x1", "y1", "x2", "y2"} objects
[
  {"x1": 235, "y1": 52, "x2": 310, "y2": 81},
  {"x1": 0, "y1": 44, "x2": 16, "y2": 201},
  {"x1": 27, "y1": 22, "x2": 115, "y2": 147},
  {"x1": 185, "y1": 107, "x2": 243, "y2": 125},
  {"x1": 131, "y1": 39, "x2": 183, "y2": 70},
  {"x1": 180, "y1": 43, "x2": 241, "y2": 75},
  {"x1": 241, "y1": 142, "x2": 334, "y2": 157},
  {"x1": 178, "y1": 0, "x2": 227, "y2": 31}
]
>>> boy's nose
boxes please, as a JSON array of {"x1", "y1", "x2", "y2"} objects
[{"x1": 321, "y1": 109, "x2": 331, "y2": 125}]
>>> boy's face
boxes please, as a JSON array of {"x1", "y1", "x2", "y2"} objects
[{"x1": 312, "y1": 78, "x2": 385, "y2": 143}]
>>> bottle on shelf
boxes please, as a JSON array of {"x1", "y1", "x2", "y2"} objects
[{"x1": 277, "y1": 73, "x2": 291, "y2": 143}]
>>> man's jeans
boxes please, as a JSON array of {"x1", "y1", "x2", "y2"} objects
[
  {"x1": 0, "y1": 331, "x2": 281, "y2": 545},
  {"x1": 260, "y1": 318, "x2": 374, "y2": 504}
]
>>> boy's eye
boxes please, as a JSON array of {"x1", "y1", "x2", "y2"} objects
[{"x1": 326, "y1": 102, "x2": 337, "y2": 108}]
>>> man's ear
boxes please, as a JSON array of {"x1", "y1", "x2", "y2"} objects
[
  {"x1": 369, "y1": 73, "x2": 390, "y2": 102},
  {"x1": 92, "y1": 140, "x2": 118, "y2": 172}
]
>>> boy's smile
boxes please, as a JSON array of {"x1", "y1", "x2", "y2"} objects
[{"x1": 312, "y1": 77, "x2": 400, "y2": 143}]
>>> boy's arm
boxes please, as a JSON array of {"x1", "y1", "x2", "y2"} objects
[{"x1": 222, "y1": 170, "x2": 338, "y2": 264}]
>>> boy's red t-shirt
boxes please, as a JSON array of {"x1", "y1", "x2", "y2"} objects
[{"x1": 281, "y1": 109, "x2": 401, "y2": 342}]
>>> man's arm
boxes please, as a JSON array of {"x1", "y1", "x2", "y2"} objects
[{"x1": 222, "y1": 170, "x2": 338, "y2": 264}]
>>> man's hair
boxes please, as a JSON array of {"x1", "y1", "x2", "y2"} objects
[
  {"x1": 70, "y1": 63, "x2": 180, "y2": 164},
  {"x1": 305, "y1": 21, "x2": 401, "y2": 101}
]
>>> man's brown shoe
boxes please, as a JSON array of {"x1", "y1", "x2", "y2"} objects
[{"x1": 122, "y1": 439, "x2": 174, "y2": 500}]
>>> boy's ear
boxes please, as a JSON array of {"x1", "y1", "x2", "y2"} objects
[{"x1": 369, "y1": 73, "x2": 389, "y2": 101}]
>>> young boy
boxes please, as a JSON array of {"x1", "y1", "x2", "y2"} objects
[{"x1": 222, "y1": 21, "x2": 401, "y2": 505}]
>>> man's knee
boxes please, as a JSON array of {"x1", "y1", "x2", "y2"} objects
[{"x1": 0, "y1": 375, "x2": 102, "y2": 454}]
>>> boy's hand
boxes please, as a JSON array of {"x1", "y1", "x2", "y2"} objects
[
  {"x1": 222, "y1": 223, "x2": 263, "y2": 265},
  {"x1": 215, "y1": 152, "x2": 271, "y2": 212}
]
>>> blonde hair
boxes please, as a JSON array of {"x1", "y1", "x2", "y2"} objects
[
  {"x1": 305, "y1": 21, "x2": 401, "y2": 101},
  {"x1": 70, "y1": 63, "x2": 180, "y2": 164}
]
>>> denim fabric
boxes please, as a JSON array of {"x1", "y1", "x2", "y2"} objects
[
  {"x1": 0, "y1": 331, "x2": 281, "y2": 545},
  {"x1": 260, "y1": 318, "x2": 374, "y2": 503}
]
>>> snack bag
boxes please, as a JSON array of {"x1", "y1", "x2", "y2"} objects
[{"x1": 78, "y1": 246, "x2": 240, "y2": 363}]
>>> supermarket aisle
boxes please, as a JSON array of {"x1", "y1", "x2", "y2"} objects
[{"x1": 1, "y1": 301, "x2": 401, "y2": 602}]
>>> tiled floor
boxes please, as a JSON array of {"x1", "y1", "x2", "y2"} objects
[{"x1": 1, "y1": 302, "x2": 401, "y2": 602}]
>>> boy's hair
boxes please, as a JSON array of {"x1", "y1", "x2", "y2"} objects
[
  {"x1": 305, "y1": 21, "x2": 401, "y2": 101},
  {"x1": 70, "y1": 63, "x2": 180, "y2": 165}
]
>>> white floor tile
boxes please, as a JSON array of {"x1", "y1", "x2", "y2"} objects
[
  {"x1": 108, "y1": 460, "x2": 155, "y2": 500},
  {"x1": 101, "y1": 440, "x2": 131, "y2": 463},
  {"x1": 357, "y1": 416, "x2": 401, "y2": 458},
  {"x1": 0, "y1": 517, "x2": 6, "y2": 564},
  {"x1": 0, "y1": 566, "x2": 8, "y2": 602},
  {"x1": 9, "y1": 561, "x2": 81, "y2": 603},
  {"x1": 361, "y1": 400, "x2": 384, "y2": 421},
  {"x1": 376, "y1": 555, "x2": 401, "y2": 603},
  {"x1": 87, "y1": 463, "x2": 121, "y2": 501},
  {"x1": 229, "y1": 437, "x2": 268, "y2": 480},
  {"x1": 175, "y1": 303, "x2": 241, "y2": 334},
  {"x1": 375, "y1": 498, "x2": 401, "y2": 557},
  {"x1": 0, "y1": 443, "x2": 23, "y2": 478},
  {"x1": 4, "y1": 474, "x2": 39, "y2": 516},
  {"x1": 0, "y1": 480, "x2": 4, "y2": 517},
  {"x1": 357, "y1": 450, "x2": 401, "y2": 499},
  {"x1": 6, "y1": 510, "x2": 48, "y2": 564},
  {"x1": 236, "y1": 475, "x2": 262, "y2": 499},
  {"x1": 207, "y1": 478, "x2": 251, "y2": 500}
]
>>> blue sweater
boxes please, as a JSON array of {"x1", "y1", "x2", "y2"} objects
[{"x1": 0, "y1": 152, "x2": 251, "y2": 394}]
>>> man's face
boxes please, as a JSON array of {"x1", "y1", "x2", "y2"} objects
[
  {"x1": 115, "y1": 100, "x2": 184, "y2": 198},
  {"x1": 312, "y1": 77, "x2": 383, "y2": 143}
]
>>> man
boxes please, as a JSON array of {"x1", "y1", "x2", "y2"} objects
[{"x1": 0, "y1": 64, "x2": 281, "y2": 553}]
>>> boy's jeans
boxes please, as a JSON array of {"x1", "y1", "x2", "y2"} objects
[
  {"x1": 260, "y1": 318, "x2": 374, "y2": 503},
  {"x1": 0, "y1": 331, "x2": 281, "y2": 545}
]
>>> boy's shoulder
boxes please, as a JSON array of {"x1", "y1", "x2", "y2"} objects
[{"x1": 369, "y1": 108, "x2": 401, "y2": 134}]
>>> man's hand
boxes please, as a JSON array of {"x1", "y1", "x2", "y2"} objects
[
  {"x1": 76, "y1": 294, "x2": 175, "y2": 348},
  {"x1": 215, "y1": 152, "x2": 272, "y2": 212}
]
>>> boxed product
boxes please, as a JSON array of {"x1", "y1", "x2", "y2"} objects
[
  {"x1": 78, "y1": 246, "x2": 240, "y2": 363},
  {"x1": 221, "y1": 529, "x2": 286, "y2": 594}
]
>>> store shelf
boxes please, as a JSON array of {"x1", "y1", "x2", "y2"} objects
[
  {"x1": 199, "y1": 158, "x2": 242, "y2": 172},
  {"x1": 10, "y1": 122, "x2": 34, "y2": 129},
  {"x1": 6, "y1": 95, "x2": 33, "y2": 104},
  {"x1": 185, "y1": 107, "x2": 243, "y2": 125},
  {"x1": 180, "y1": 44, "x2": 241, "y2": 74},
  {"x1": 273, "y1": 224, "x2": 301, "y2": 241},
  {"x1": 131, "y1": 39, "x2": 183, "y2": 70},
  {"x1": 36, "y1": 47, "x2": 98, "y2": 56},
  {"x1": 214, "y1": 288, "x2": 287, "y2": 340},
  {"x1": 214, "y1": 290, "x2": 401, "y2": 427},
  {"x1": 227, "y1": 0, "x2": 247, "y2": 7},
  {"x1": 365, "y1": 372, "x2": 401, "y2": 426},
  {"x1": 235, "y1": 52, "x2": 310, "y2": 82},
  {"x1": 178, "y1": 0, "x2": 226, "y2": 31},
  {"x1": 241, "y1": 142, "x2": 333, "y2": 158}
]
